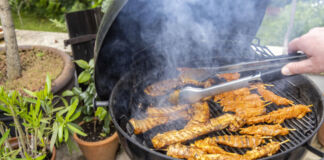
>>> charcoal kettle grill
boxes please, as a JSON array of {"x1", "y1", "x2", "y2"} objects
[{"x1": 93, "y1": 0, "x2": 324, "y2": 159}]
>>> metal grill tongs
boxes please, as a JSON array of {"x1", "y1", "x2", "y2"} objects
[{"x1": 178, "y1": 53, "x2": 308, "y2": 104}]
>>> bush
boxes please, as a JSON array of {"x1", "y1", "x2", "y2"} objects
[{"x1": 257, "y1": 0, "x2": 324, "y2": 46}]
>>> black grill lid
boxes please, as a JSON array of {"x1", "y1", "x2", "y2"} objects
[{"x1": 94, "y1": 0, "x2": 269, "y2": 100}]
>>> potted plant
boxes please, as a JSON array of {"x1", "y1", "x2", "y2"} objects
[
  {"x1": 0, "y1": 75, "x2": 86, "y2": 159},
  {"x1": 63, "y1": 59, "x2": 119, "y2": 160}
]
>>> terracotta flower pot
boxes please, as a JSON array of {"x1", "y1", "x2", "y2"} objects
[
  {"x1": 8, "y1": 137, "x2": 56, "y2": 160},
  {"x1": 0, "y1": 26, "x2": 3, "y2": 40},
  {"x1": 0, "y1": 45, "x2": 75, "y2": 95},
  {"x1": 73, "y1": 121, "x2": 119, "y2": 160},
  {"x1": 317, "y1": 124, "x2": 324, "y2": 146}
]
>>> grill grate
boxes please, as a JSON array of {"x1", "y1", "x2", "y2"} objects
[{"x1": 125, "y1": 77, "x2": 318, "y2": 159}]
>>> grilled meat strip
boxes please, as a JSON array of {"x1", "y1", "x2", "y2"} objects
[
  {"x1": 202, "y1": 135, "x2": 265, "y2": 148},
  {"x1": 146, "y1": 104, "x2": 189, "y2": 117},
  {"x1": 192, "y1": 139, "x2": 241, "y2": 156},
  {"x1": 190, "y1": 154, "x2": 246, "y2": 160},
  {"x1": 144, "y1": 78, "x2": 203, "y2": 97},
  {"x1": 256, "y1": 84, "x2": 294, "y2": 105},
  {"x1": 130, "y1": 110, "x2": 190, "y2": 134},
  {"x1": 185, "y1": 102, "x2": 210, "y2": 128},
  {"x1": 166, "y1": 143, "x2": 205, "y2": 159},
  {"x1": 144, "y1": 79, "x2": 180, "y2": 97},
  {"x1": 234, "y1": 107, "x2": 266, "y2": 119},
  {"x1": 129, "y1": 117, "x2": 168, "y2": 134},
  {"x1": 217, "y1": 73, "x2": 241, "y2": 81},
  {"x1": 214, "y1": 87, "x2": 250, "y2": 103},
  {"x1": 240, "y1": 124, "x2": 291, "y2": 136},
  {"x1": 243, "y1": 141, "x2": 281, "y2": 160},
  {"x1": 246, "y1": 104, "x2": 312, "y2": 125},
  {"x1": 152, "y1": 114, "x2": 244, "y2": 149}
]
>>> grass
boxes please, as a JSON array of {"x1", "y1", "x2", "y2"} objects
[{"x1": 0, "y1": 11, "x2": 66, "y2": 33}]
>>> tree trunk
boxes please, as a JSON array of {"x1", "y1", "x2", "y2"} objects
[{"x1": 0, "y1": 0, "x2": 21, "y2": 80}]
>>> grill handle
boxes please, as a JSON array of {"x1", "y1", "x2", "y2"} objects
[
  {"x1": 303, "y1": 141, "x2": 324, "y2": 158},
  {"x1": 93, "y1": 94, "x2": 109, "y2": 110}
]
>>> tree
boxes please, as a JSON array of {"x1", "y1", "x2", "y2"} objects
[{"x1": 0, "y1": 0, "x2": 21, "y2": 80}]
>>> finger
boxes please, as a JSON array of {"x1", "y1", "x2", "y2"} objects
[
  {"x1": 288, "y1": 38, "x2": 302, "y2": 54},
  {"x1": 281, "y1": 59, "x2": 314, "y2": 75}
]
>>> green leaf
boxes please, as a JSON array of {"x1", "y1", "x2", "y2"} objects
[
  {"x1": 58, "y1": 123, "x2": 64, "y2": 143},
  {"x1": 72, "y1": 87, "x2": 82, "y2": 96},
  {"x1": 35, "y1": 98, "x2": 41, "y2": 115},
  {"x1": 66, "y1": 138, "x2": 78, "y2": 154},
  {"x1": 46, "y1": 74, "x2": 51, "y2": 94},
  {"x1": 23, "y1": 89, "x2": 36, "y2": 97},
  {"x1": 67, "y1": 123, "x2": 87, "y2": 137},
  {"x1": 66, "y1": 99, "x2": 79, "y2": 121},
  {"x1": 35, "y1": 154, "x2": 46, "y2": 160},
  {"x1": 0, "y1": 104, "x2": 9, "y2": 113},
  {"x1": 64, "y1": 128, "x2": 69, "y2": 142},
  {"x1": 0, "y1": 129, "x2": 10, "y2": 146},
  {"x1": 62, "y1": 90, "x2": 74, "y2": 97},
  {"x1": 74, "y1": 59, "x2": 89, "y2": 69},
  {"x1": 69, "y1": 110, "x2": 81, "y2": 122},
  {"x1": 95, "y1": 107, "x2": 107, "y2": 121},
  {"x1": 89, "y1": 59, "x2": 94, "y2": 68},
  {"x1": 78, "y1": 71, "x2": 91, "y2": 84},
  {"x1": 50, "y1": 123, "x2": 58, "y2": 152},
  {"x1": 60, "y1": 97, "x2": 69, "y2": 107}
]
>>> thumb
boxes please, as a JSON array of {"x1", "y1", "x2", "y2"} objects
[{"x1": 281, "y1": 59, "x2": 313, "y2": 75}]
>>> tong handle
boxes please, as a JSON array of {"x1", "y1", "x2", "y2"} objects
[
  {"x1": 260, "y1": 68, "x2": 286, "y2": 83},
  {"x1": 260, "y1": 53, "x2": 307, "y2": 82}
]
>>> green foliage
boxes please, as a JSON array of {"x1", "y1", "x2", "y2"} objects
[
  {"x1": 0, "y1": 75, "x2": 86, "y2": 159},
  {"x1": 9, "y1": 0, "x2": 103, "y2": 20},
  {"x1": 257, "y1": 1, "x2": 324, "y2": 46},
  {"x1": 62, "y1": 59, "x2": 112, "y2": 136},
  {"x1": 8, "y1": 0, "x2": 103, "y2": 32}
]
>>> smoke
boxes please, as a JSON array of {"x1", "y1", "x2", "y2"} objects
[
  {"x1": 98, "y1": 0, "x2": 269, "y2": 130},
  {"x1": 112, "y1": 0, "x2": 268, "y2": 72}
]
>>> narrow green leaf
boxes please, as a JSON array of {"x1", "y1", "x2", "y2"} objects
[
  {"x1": 50, "y1": 123, "x2": 58, "y2": 152},
  {"x1": 67, "y1": 123, "x2": 87, "y2": 137},
  {"x1": 58, "y1": 123, "x2": 64, "y2": 143},
  {"x1": 23, "y1": 89, "x2": 36, "y2": 97},
  {"x1": 46, "y1": 74, "x2": 51, "y2": 94},
  {"x1": 35, "y1": 98, "x2": 41, "y2": 115},
  {"x1": 66, "y1": 99, "x2": 79, "y2": 121},
  {"x1": 69, "y1": 110, "x2": 81, "y2": 122},
  {"x1": 50, "y1": 106, "x2": 65, "y2": 114},
  {"x1": 0, "y1": 104, "x2": 9, "y2": 113},
  {"x1": 0, "y1": 129, "x2": 10, "y2": 146},
  {"x1": 78, "y1": 71, "x2": 91, "y2": 84},
  {"x1": 64, "y1": 128, "x2": 69, "y2": 142},
  {"x1": 60, "y1": 97, "x2": 69, "y2": 107},
  {"x1": 72, "y1": 87, "x2": 82, "y2": 96},
  {"x1": 74, "y1": 59, "x2": 89, "y2": 69},
  {"x1": 35, "y1": 154, "x2": 46, "y2": 160}
]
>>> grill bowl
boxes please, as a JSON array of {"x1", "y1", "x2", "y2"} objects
[{"x1": 109, "y1": 59, "x2": 324, "y2": 160}]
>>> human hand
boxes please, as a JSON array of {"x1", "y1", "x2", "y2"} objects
[{"x1": 281, "y1": 27, "x2": 324, "y2": 75}]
